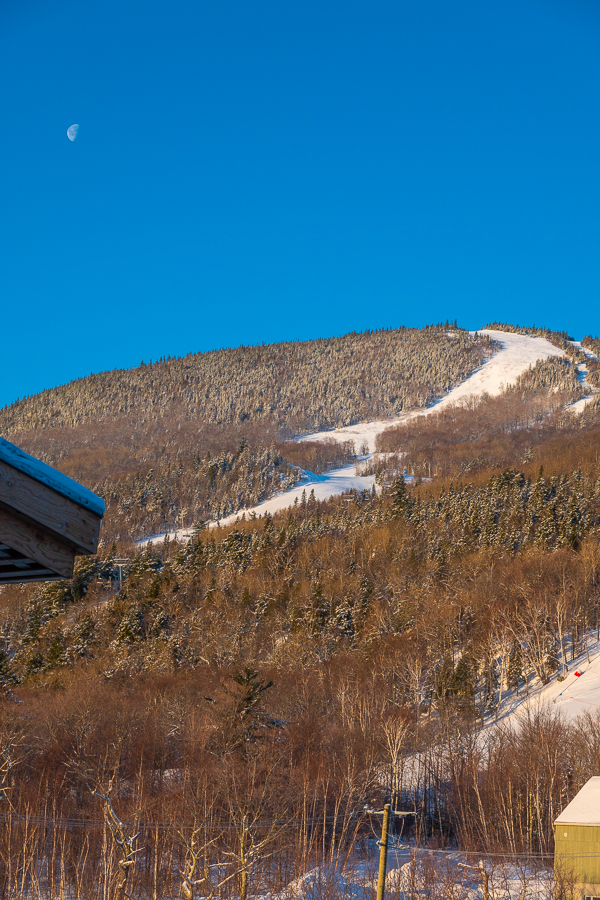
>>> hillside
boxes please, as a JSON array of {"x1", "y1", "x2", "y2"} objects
[
  {"x1": 0, "y1": 324, "x2": 488, "y2": 441},
  {"x1": 0, "y1": 323, "x2": 491, "y2": 542},
  {"x1": 2, "y1": 325, "x2": 586, "y2": 545},
  {"x1": 137, "y1": 328, "x2": 587, "y2": 542},
  {"x1": 2, "y1": 322, "x2": 600, "y2": 899}
]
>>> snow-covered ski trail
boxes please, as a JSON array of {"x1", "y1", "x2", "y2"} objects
[
  {"x1": 298, "y1": 329, "x2": 565, "y2": 453},
  {"x1": 488, "y1": 634, "x2": 600, "y2": 732},
  {"x1": 139, "y1": 330, "x2": 565, "y2": 545},
  {"x1": 566, "y1": 340, "x2": 599, "y2": 415}
]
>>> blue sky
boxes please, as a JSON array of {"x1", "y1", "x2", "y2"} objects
[{"x1": 2, "y1": 0, "x2": 600, "y2": 408}]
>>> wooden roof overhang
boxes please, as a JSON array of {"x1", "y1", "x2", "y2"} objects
[{"x1": 0, "y1": 437, "x2": 104, "y2": 584}]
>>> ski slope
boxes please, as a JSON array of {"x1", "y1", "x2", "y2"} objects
[
  {"x1": 566, "y1": 340, "x2": 599, "y2": 415},
  {"x1": 211, "y1": 463, "x2": 377, "y2": 526},
  {"x1": 491, "y1": 634, "x2": 600, "y2": 731},
  {"x1": 298, "y1": 329, "x2": 564, "y2": 453},
  {"x1": 139, "y1": 330, "x2": 566, "y2": 545}
]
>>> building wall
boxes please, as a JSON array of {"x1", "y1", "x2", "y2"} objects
[{"x1": 555, "y1": 824, "x2": 600, "y2": 890}]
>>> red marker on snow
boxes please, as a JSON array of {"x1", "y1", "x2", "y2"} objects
[{"x1": 555, "y1": 668, "x2": 588, "y2": 701}]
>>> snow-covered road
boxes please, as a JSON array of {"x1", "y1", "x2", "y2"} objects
[{"x1": 139, "y1": 329, "x2": 568, "y2": 544}]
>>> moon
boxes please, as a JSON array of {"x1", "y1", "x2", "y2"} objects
[{"x1": 67, "y1": 124, "x2": 79, "y2": 141}]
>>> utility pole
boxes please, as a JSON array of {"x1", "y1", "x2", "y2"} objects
[
  {"x1": 376, "y1": 804, "x2": 391, "y2": 900},
  {"x1": 366, "y1": 805, "x2": 412, "y2": 900},
  {"x1": 239, "y1": 813, "x2": 249, "y2": 900}
]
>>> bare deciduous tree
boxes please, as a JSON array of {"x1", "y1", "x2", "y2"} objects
[{"x1": 92, "y1": 777, "x2": 141, "y2": 900}]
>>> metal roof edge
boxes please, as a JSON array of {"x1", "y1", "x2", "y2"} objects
[{"x1": 555, "y1": 819, "x2": 600, "y2": 827}]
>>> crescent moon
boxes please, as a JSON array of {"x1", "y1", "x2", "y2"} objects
[{"x1": 67, "y1": 124, "x2": 79, "y2": 141}]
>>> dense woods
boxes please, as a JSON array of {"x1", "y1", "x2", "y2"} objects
[
  {"x1": 0, "y1": 326, "x2": 489, "y2": 440},
  {"x1": 3, "y1": 326, "x2": 600, "y2": 898},
  {"x1": 95, "y1": 439, "x2": 357, "y2": 543},
  {"x1": 96, "y1": 444, "x2": 299, "y2": 542}
]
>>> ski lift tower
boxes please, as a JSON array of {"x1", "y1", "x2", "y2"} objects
[{"x1": 0, "y1": 436, "x2": 104, "y2": 584}]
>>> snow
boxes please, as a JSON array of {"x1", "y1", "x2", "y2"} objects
[
  {"x1": 572, "y1": 340, "x2": 599, "y2": 363},
  {"x1": 568, "y1": 395, "x2": 596, "y2": 415},
  {"x1": 383, "y1": 856, "x2": 549, "y2": 900},
  {"x1": 217, "y1": 463, "x2": 376, "y2": 526},
  {"x1": 298, "y1": 329, "x2": 565, "y2": 453},
  {"x1": 139, "y1": 464, "x2": 379, "y2": 545},
  {"x1": 555, "y1": 777, "x2": 600, "y2": 825},
  {"x1": 437, "y1": 328, "x2": 564, "y2": 404},
  {"x1": 139, "y1": 330, "x2": 568, "y2": 546},
  {"x1": 0, "y1": 435, "x2": 105, "y2": 518},
  {"x1": 269, "y1": 864, "x2": 371, "y2": 899},
  {"x1": 264, "y1": 854, "x2": 551, "y2": 900},
  {"x1": 481, "y1": 632, "x2": 600, "y2": 740}
]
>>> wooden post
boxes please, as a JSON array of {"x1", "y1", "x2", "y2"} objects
[
  {"x1": 458, "y1": 861, "x2": 489, "y2": 900},
  {"x1": 479, "y1": 863, "x2": 489, "y2": 900},
  {"x1": 376, "y1": 804, "x2": 391, "y2": 900}
]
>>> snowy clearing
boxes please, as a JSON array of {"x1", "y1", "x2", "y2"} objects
[
  {"x1": 139, "y1": 330, "x2": 566, "y2": 546},
  {"x1": 486, "y1": 633, "x2": 600, "y2": 733}
]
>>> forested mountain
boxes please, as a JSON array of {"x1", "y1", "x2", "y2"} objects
[
  {"x1": 0, "y1": 325, "x2": 488, "y2": 438},
  {"x1": 2, "y1": 323, "x2": 490, "y2": 541},
  {"x1": 3, "y1": 323, "x2": 600, "y2": 899}
]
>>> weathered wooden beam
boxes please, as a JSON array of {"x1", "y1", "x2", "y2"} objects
[
  {"x1": 0, "y1": 437, "x2": 104, "y2": 517},
  {"x1": 0, "y1": 507, "x2": 75, "y2": 579},
  {"x1": 0, "y1": 460, "x2": 101, "y2": 555}
]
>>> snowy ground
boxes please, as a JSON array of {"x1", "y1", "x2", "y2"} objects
[
  {"x1": 265, "y1": 854, "x2": 551, "y2": 899},
  {"x1": 139, "y1": 330, "x2": 567, "y2": 546},
  {"x1": 489, "y1": 633, "x2": 600, "y2": 731}
]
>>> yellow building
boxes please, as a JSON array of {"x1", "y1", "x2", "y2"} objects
[{"x1": 555, "y1": 777, "x2": 600, "y2": 900}]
